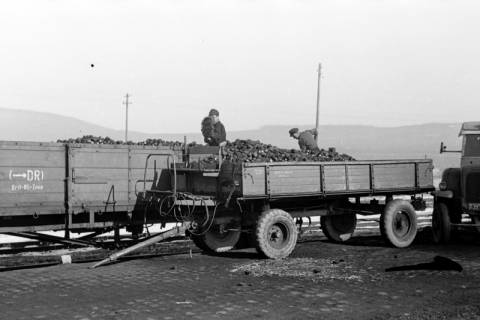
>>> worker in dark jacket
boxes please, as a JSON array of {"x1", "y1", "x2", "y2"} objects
[
  {"x1": 201, "y1": 116, "x2": 214, "y2": 144},
  {"x1": 204, "y1": 108, "x2": 226, "y2": 146},
  {"x1": 289, "y1": 128, "x2": 320, "y2": 152}
]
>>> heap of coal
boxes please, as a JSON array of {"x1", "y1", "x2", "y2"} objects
[
  {"x1": 57, "y1": 135, "x2": 183, "y2": 147},
  {"x1": 57, "y1": 135, "x2": 120, "y2": 144},
  {"x1": 56, "y1": 136, "x2": 355, "y2": 162},
  {"x1": 224, "y1": 139, "x2": 354, "y2": 162}
]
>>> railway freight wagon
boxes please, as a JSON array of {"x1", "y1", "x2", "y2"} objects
[
  {"x1": 137, "y1": 149, "x2": 435, "y2": 259},
  {"x1": 0, "y1": 141, "x2": 179, "y2": 234}
]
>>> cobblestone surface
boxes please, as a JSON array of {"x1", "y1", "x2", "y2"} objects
[{"x1": 1, "y1": 232, "x2": 480, "y2": 319}]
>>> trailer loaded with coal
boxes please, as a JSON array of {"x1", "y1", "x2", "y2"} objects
[{"x1": 137, "y1": 145, "x2": 434, "y2": 258}]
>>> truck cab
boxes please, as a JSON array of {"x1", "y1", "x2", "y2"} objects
[{"x1": 433, "y1": 122, "x2": 480, "y2": 242}]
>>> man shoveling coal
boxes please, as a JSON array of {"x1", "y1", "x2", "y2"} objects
[{"x1": 289, "y1": 128, "x2": 320, "y2": 153}]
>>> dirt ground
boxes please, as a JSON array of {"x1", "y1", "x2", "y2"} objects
[{"x1": 0, "y1": 228, "x2": 479, "y2": 320}]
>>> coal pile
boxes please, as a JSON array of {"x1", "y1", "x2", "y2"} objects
[
  {"x1": 56, "y1": 136, "x2": 354, "y2": 162},
  {"x1": 57, "y1": 135, "x2": 183, "y2": 147},
  {"x1": 224, "y1": 139, "x2": 355, "y2": 162},
  {"x1": 57, "y1": 135, "x2": 123, "y2": 144},
  {"x1": 136, "y1": 139, "x2": 183, "y2": 148}
]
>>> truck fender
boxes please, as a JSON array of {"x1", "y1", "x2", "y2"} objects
[
  {"x1": 432, "y1": 190, "x2": 454, "y2": 199},
  {"x1": 439, "y1": 168, "x2": 461, "y2": 198}
]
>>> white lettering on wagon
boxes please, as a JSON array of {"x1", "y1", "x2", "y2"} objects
[
  {"x1": 9, "y1": 169, "x2": 45, "y2": 192},
  {"x1": 11, "y1": 184, "x2": 44, "y2": 192}
]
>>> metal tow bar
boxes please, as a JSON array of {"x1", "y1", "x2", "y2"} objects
[{"x1": 90, "y1": 225, "x2": 187, "y2": 268}]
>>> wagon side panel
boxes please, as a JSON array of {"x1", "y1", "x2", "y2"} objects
[
  {"x1": 70, "y1": 146, "x2": 176, "y2": 211},
  {"x1": 0, "y1": 142, "x2": 66, "y2": 232},
  {"x1": 70, "y1": 146, "x2": 128, "y2": 213}
]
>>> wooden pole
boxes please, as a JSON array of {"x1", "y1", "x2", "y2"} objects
[
  {"x1": 315, "y1": 63, "x2": 321, "y2": 143},
  {"x1": 123, "y1": 93, "x2": 131, "y2": 142}
]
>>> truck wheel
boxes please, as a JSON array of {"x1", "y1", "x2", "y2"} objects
[
  {"x1": 432, "y1": 203, "x2": 451, "y2": 243},
  {"x1": 254, "y1": 209, "x2": 298, "y2": 259},
  {"x1": 380, "y1": 199, "x2": 417, "y2": 248},
  {"x1": 191, "y1": 227, "x2": 241, "y2": 253},
  {"x1": 321, "y1": 213, "x2": 357, "y2": 242},
  {"x1": 469, "y1": 215, "x2": 480, "y2": 233}
]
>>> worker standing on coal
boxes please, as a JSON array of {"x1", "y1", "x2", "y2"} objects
[
  {"x1": 203, "y1": 108, "x2": 226, "y2": 147},
  {"x1": 201, "y1": 116, "x2": 214, "y2": 144},
  {"x1": 289, "y1": 128, "x2": 320, "y2": 153}
]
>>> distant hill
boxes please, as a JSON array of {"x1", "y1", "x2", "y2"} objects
[{"x1": 0, "y1": 108, "x2": 462, "y2": 178}]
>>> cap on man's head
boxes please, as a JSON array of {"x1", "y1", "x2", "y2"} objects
[
  {"x1": 289, "y1": 128, "x2": 299, "y2": 136},
  {"x1": 209, "y1": 108, "x2": 219, "y2": 116}
]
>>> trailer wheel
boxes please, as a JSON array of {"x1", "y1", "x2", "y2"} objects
[
  {"x1": 432, "y1": 203, "x2": 451, "y2": 243},
  {"x1": 321, "y1": 213, "x2": 357, "y2": 242},
  {"x1": 191, "y1": 227, "x2": 241, "y2": 253},
  {"x1": 191, "y1": 235, "x2": 210, "y2": 252},
  {"x1": 254, "y1": 209, "x2": 298, "y2": 259},
  {"x1": 380, "y1": 199, "x2": 417, "y2": 248}
]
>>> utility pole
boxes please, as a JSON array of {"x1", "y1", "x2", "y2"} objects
[
  {"x1": 123, "y1": 93, "x2": 131, "y2": 142},
  {"x1": 315, "y1": 63, "x2": 322, "y2": 143},
  {"x1": 122, "y1": 93, "x2": 132, "y2": 219}
]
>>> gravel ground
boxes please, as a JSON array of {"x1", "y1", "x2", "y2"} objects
[{"x1": 0, "y1": 229, "x2": 479, "y2": 320}]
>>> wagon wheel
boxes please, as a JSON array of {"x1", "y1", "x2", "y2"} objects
[
  {"x1": 380, "y1": 199, "x2": 417, "y2": 248},
  {"x1": 254, "y1": 209, "x2": 298, "y2": 259},
  {"x1": 321, "y1": 213, "x2": 357, "y2": 242},
  {"x1": 191, "y1": 226, "x2": 241, "y2": 253},
  {"x1": 432, "y1": 202, "x2": 451, "y2": 244}
]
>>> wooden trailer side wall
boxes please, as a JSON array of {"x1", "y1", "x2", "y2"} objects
[
  {"x1": 372, "y1": 163, "x2": 415, "y2": 190},
  {"x1": 417, "y1": 162, "x2": 434, "y2": 188},
  {"x1": 242, "y1": 160, "x2": 434, "y2": 197},
  {"x1": 347, "y1": 165, "x2": 371, "y2": 191},
  {"x1": 242, "y1": 166, "x2": 266, "y2": 196},
  {"x1": 323, "y1": 166, "x2": 346, "y2": 192},
  {"x1": 270, "y1": 166, "x2": 321, "y2": 195}
]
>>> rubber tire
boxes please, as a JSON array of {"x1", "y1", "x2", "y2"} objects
[
  {"x1": 254, "y1": 209, "x2": 298, "y2": 259},
  {"x1": 448, "y1": 199, "x2": 463, "y2": 224},
  {"x1": 321, "y1": 213, "x2": 357, "y2": 242},
  {"x1": 380, "y1": 199, "x2": 417, "y2": 248},
  {"x1": 432, "y1": 202, "x2": 451, "y2": 244},
  {"x1": 191, "y1": 228, "x2": 241, "y2": 253},
  {"x1": 469, "y1": 215, "x2": 480, "y2": 233},
  {"x1": 191, "y1": 235, "x2": 210, "y2": 252}
]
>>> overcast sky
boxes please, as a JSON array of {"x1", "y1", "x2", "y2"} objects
[{"x1": 1, "y1": 0, "x2": 479, "y2": 133}]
